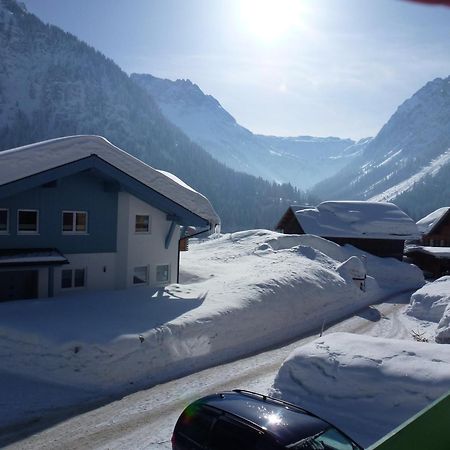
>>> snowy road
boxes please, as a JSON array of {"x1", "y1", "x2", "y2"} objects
[{"x1": 2, "y1": 291, "x2": 418, "y2": 450}]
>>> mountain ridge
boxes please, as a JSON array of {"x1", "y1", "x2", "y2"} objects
[
  {"x1": 131, "y1": 73, "x2": 363, "y2": 189},
  {"x1": 312, "y1": 75, "x2": 450, "y2": 220}
]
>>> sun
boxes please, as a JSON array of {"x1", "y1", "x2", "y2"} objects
[{"x1": 240, "y1": 0, "x2": 304, "y2": 42}]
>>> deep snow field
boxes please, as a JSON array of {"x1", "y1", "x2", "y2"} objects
[{"x1": 0, "y1": 229, "x2": 433, "y2": 434}]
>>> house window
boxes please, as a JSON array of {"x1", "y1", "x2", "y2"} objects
[
  {"x1": 133, "y1": 266, "x2": 149, "y2": 285},
  {"x1": 62, "y1": 211, "x2": 88, "y2": 233},
  {"x1": 156, "y1": 264, "x2": 170, "y2": 283},
  {"x1": 61, "y1": 268, "x2": 86, "y2": 289},
  {"x1": 0, "y1": 209, "x2": 8, "y2": 233},
  {"x1": 135, "y1": 214, "x2": 151, "y2": 233},
  {"x1": 18, "y1": 209, "x2": 39, "y2": 233}
]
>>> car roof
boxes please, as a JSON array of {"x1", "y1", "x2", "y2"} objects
[{"x1": 197, "y1": 390, "x2": 330, "y2": 446}]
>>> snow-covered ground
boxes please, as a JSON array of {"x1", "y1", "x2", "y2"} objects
[
  {"x1": 0, "y1": 293, "x2": 423, "y2": 449},
  {"x1": 270, "y1": 332, "x2": 450, "y2": 448},
  {"x1": 0, "y1": 230, "x2": 424, "y2": 431}
]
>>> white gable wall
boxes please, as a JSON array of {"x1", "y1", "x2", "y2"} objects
[
  {"x1": 116, "y1": 192, "x2": 180, "y2": 289},
  {"x1": 53, "y1": 253, "x2": 117, "y2": 297}
]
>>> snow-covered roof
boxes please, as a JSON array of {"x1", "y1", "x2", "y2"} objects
[
  {"x1": 416, "y1": 207, "x2": 450, "y2": 235},
  {"x1": 406, "y1": 245, "x2": 450, "y2": 259},
  {"x1": 294, "y1": 201, "x2": 419, "y2": 240},
  {"x1": 0, "y1": 136, "x2": 220, "y2": 229}
]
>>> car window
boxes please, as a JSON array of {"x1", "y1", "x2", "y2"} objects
[
  {"x1": 208, "y1": 416, "x2": 272, "y2": 450},
  {"x1": 313, "y1": 427, "x2": 355, "y2": 450},
  {"x1": 176, "y1": 404, "x2": 216, "y2": 446}
]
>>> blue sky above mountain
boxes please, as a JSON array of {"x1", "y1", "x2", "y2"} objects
[{"x1": 21, "y1": 0, "x2": 450, "y2": 139}]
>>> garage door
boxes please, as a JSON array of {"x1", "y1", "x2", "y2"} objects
[{"x1": 0, "y1": 270, "x2": 39, "y2": 301}]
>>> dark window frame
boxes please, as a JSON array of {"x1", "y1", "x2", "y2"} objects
[
  {"x1": 133, "y1": 266, "x2": 149, "y2": 285},
  {"x1": 156, "y1": 264, "x2": 170, "y2": 283},
  {"x1": 61, "y1": 268, "x2": 86, "y2": 289},
  {"x1": 135, "y1": 214, "x2": 151, "y2": 233},
  {"x1": 17, "y1": 209, "x2": 39, "y2": 234},
  {"x1": 0, "y1": 208, "x2": 9, "y2": 233},
  {"x1": 62, "y1": 211, "x2": 88, "y2": 234}
]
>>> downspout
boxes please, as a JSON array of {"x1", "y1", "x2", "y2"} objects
[
  {"x1": 177, "y1": 240, "x2": 181, "y2": 283},
  {"x1": 48, "y1": 266, "x2": 54, "y2": 298}
]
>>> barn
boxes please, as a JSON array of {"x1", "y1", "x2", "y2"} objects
[{"x1": 275, "y1": 201, "x2": 419, "y2": 260}]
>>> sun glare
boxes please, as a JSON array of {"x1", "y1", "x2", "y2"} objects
[{"x1": 240, "y1": 0, "x2": 304, "y2": 42}]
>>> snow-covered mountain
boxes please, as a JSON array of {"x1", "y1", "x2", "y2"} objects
[
  {"x1": 313, "y1": 76, "x2": 450, "y2": 219},
  {"x1": 131, "y1": 74, "x2": 364, "y2": 189},
  {"x1": 0, "y1": 0, "x2": 312, "y2": 231}
]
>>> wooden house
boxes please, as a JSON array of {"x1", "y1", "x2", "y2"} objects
[
  {"x1": 405, "y1": 207, "x2": 450, "y2": 277},
  {"x1": 417, "y1": 207, "x2": 450, "y2": 247},
  {"x1": 275, "y1": 201, "x2": 419, "y2": 260}
]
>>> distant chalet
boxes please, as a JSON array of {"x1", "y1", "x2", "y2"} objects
[
  {"x1": 416, "y1": 207, "x2": 450, "y2": 247},
  {"x1": 276, "y1": 201, "x2": 419, "y2": 260},
  {"x1": 0, "y1": 135, "x2": 220, "y2": 301},
  {"x1": 406, "y1": 207, "x2": 450, "y2": 277}
]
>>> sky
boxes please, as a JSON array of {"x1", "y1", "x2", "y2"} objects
[{"x1": 21, "y1": 0, "x2": 450, "y2": 140}]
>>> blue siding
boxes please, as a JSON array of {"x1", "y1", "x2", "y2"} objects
[
  {"x1": 0, "y1": 156, "x2": 210, "y2": 228},
  {"x1": 0, "y1": 172, "x2": 118, "y2": 253}
]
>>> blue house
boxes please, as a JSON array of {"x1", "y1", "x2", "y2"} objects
[{"x1": 0, "y1": 135, "x2": 220, "y2": 301}]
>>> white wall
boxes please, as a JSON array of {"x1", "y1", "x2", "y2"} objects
[
  {"x1": 116, "y1": 192, "x2": 180, "y2": 289},
  {"x1": 53, "y1": 253, "x2": 116, "y2": 296}
]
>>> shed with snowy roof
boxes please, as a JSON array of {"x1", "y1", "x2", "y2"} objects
[
  {"x1": 0, "y1": 135, "x2": 220, "y2": 301},
  {"x1": 275, "y1": 201, "x2": 419, "y2": 260},
  {"x1": 404, "y1": 246, "x2": 450, "y2": 278},
  {"x1": 405, "y1": 207, "x2": 450, "y2": 277},
  {"x1": 416, "y1": 207, "x2": 450, "y2": 247}
]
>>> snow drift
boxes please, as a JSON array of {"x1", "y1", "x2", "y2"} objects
[
  {"x1": 407, "y1": 276, "x2": 450, "y2": 343},
  {"x1": 407, "y1": 276, "x2": 450, "y2": 322},
  {"x1": 270, "y1": 332, "x2": 450, "y2": 447}
]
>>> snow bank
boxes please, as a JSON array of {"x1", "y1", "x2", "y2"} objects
[
  {"x1": 436, "y1": 305, "x2": 450, "y2": 343},
  {"x1": 270, "y1": 332, "x2": 450, "y2": 447},
  {"x1": 406, "y1": 276, "x2": 450, "y2": 322},
  {"x1": 0, "y1": 231, "x2": 424, "y2": 416}
]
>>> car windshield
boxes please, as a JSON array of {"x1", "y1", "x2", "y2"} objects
[{"x1": 289, "y1": 427, "x2": 359, "y2": 450}]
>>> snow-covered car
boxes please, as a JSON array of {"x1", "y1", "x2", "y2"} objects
[{"x1": 172, "y1": 390, "x2": 363, "y2": 450}]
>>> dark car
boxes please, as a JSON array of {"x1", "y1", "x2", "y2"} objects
[{"x1": 172, "y1": 389, "x2": 363, "y2": 450}]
